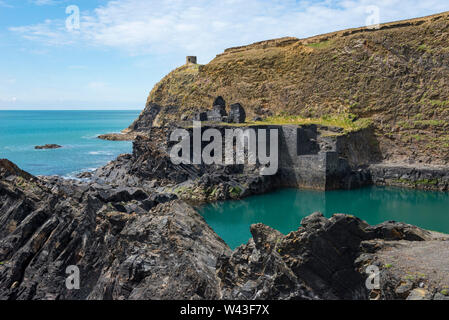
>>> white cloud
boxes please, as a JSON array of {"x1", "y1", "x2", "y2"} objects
[
  {"x1": 30, "y1": 0, "x2": 60, "y2": 5},
  {"x1": 9, "y1": 0, "x2": 449, "y2": 61},
  {"x1": 0, "y1": 0, "x2": 12, "y2": 8},
  {"x1": 0, "y1": 96, "x2": 17, "y2": 103},
  {"x1": 10, "y1": 19, "x2": 78, "y2": 46}
]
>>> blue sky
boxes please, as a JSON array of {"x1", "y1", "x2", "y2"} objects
[{"x1": 1, "y1": 0, "x2": 449, "y2": 110}]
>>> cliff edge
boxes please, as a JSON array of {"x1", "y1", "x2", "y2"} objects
[{"x1": 129, "y1": 12, "x2": 449, "y2": 165}]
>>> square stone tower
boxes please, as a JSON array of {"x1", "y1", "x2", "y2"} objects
[{"x1": 186, "y1": 56, "x2": 197, "y2": 64}]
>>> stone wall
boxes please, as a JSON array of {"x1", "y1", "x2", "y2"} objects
[
  {"x1": 336, "y1": 127, "x2": 382, "y2": 167},
  {"x1": 370, "y1": 163, "x2": 449, "y2": 191},
  {"x1": 166, "y1": 124, "x2": 372, "y2": 191}
]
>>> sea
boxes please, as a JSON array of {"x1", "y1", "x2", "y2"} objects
[{"x1": 0, "y1": 110, "x2": 140, "y2": 177}]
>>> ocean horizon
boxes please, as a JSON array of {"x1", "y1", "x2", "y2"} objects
[{"x1": 0, "y1": 110, "x2": 141, "y2": 177}]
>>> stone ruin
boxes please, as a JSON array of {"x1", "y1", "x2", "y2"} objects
[
  {"x1": 193, "y1": 96, "x2": 246, "y2": 124},
  {"x1": 186, "y1": 56, "x2": 197, "y2": 64}
]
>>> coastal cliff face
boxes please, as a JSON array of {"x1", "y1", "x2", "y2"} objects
[
  {"x1": 2, "y1": 12, "x2": 449, "y2": 301},
  {"x1": 1, "y1": 159, "x2": 448, "y2": 300},
  {"x1": 129, "y1": 12, "x2": 449, "y2": 166}
]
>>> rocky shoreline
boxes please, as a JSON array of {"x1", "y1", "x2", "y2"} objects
[
  {"x1": 1, "y1": 157, "x2": 448, "y2": 300},
  {"x1": 1, "y1": 116, "x2": 449, "y2": 300},
  {"x1": 2, "y1": 11, "x2": 449, "y2": 301}
]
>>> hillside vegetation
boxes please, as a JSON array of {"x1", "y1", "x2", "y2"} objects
[{"x1": 131, "y1": 12, "x2": 449, "y2": 165}]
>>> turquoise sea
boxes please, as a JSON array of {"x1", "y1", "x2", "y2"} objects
[
  {"x1": 199, "y1": 187, "x2": 449, "y2": 249},
  {"x1": 0, "y1": 110, "x2": 140, "y2": 177}
]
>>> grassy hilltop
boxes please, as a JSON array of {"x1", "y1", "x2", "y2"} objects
[{"x1": 130, "y1": 12, "x2": 449, "y2": 165}]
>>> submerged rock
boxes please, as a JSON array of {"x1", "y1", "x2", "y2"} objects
[{"x1": 34, "y1": 144, "x2": 62, "y2": 150}]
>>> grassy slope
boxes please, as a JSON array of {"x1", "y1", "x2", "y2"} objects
[{"x1": 134, "y1": 12, "x2": 449, "y2": 165}]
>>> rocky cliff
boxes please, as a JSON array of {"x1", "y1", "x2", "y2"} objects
[
  {"x1": 1, "y1": 159, "x2": 448, "y2": 300},
  {"x1": 129, "y1": 12, "x2": 449, "y2": 165}
]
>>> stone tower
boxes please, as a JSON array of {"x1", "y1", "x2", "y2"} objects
[{"x1": 186, "y1": 56, "x2": 197, "y2": 64}]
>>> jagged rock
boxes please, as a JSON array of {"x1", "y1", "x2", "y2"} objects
[
  {"x1": 217, "y1": 213, "x2": 370, "y2": 300},
  {"x1": 0, "y1": 159, "x2": 35, "y2": 181},
  {"x1": 77, "y1": 171, "x2": 93, "y2": 179},
  {"x1": 127, "y1": 103, "x2": 161, "y2": 132},
  {"x1": 98, "y1": 132, "x2": 143, "y2": 141},
  {"x1": 0, "y1": 161, "x2": 229, "y2": 300},
  {"x1": 407, "y1": 288, "x2": 430, "y2": 300},
  {"x1": 1, "y1": 153, "x2": 449, "y2": 301},
  {"x1": 434, "y1": 293, "x2": 449, "y2": 300},
  {"x1": 365, "y1": 221, "x2": 433, "y2": 241}
]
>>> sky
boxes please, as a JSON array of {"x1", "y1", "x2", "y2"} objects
[{"x1": 1, "y1": 0, "x2": 449, "y2": 110}]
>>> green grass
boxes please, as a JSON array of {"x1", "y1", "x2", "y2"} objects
[
  {"x1": 174, "y1": 186, "x2": 193, "y2": 195},
  {"x1": 393, "y1": 178, "x2": 439, "y2": 186},
  {"x1": 420, "y1": 99, "x2": 449, "y2": 107},
  {"x1": 258, "y1": 114, "x2": 372, "y2": 133},
  {"x1": 414, "y1": 119, "x2": 445, "y2": 126},
  {"x1": 229, "y1": 186, "x2": 242, "y2": 198},
  {"x1": 306, "y1": 40, "x2": 332, "y2": 49},
  {"x1": 417, "y1": 44, "x2": 432, "y2": 52}
]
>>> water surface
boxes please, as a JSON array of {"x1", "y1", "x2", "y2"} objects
[
  {"x1": 199, "y1": 187, "x2": 449, "y2": 249},
  {"x1": 0, "y1": 110, "x2": 140, "y2": 177}
]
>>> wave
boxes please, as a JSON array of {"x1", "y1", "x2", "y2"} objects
[{"x1": 88, "y1": 151, "x2": 114, "y2": 156}]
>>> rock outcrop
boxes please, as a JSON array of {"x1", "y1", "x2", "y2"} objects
[
  {"x1": 217, "y1": 212, "x2": 449, "y2": 300},
  {"x1": 1, "y1": 159, "x2": 447, "y2": 300},
  {"x1": 34, "y1": 144, "x2": 62, "y2": 150},
  {"x1": 0, "y1": 159, "x2": 229, "y2": 300},
  {"x1": 130, "y1": 12, "x2": 449, "y2": 166}
]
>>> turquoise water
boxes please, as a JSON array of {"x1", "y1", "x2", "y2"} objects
[
  {"x1": 199, "y1": 187, "x2": 449, "y2": 249},
  {"x1": 0, "y1": 110, "x2": 140, "y2": 177}
]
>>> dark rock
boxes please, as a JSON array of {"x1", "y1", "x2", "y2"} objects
[
  {"x1": 434, "y1": 293, "x2": 449, "y2": 300},
  {"x1": 98, "y1": 133, "x2": 140, "y2": 141},
  {"x1": 194, "y1": 112, "x2": 208, "y2": 122},
  {"x1": 0, "y1": 159, "x2": 35, "y2": 181},
  {"x1": 127, "y1": 103, "x2": 161, "y2": 132},
  {"x1": 0, "y1": 164, "x2": 229, "y2": 300},
  {"x1": 212, "y1": 96, "x2": 226, "y2": 108},
  {"x1": 395, "y1": 281, "x2": 414, "y2": 298},
  {"x1": 217, "y1": 213, "x2": 370, "y2": 300},
  {"x1": 366, "y1": 221, "x2": 432, "y2": 241},
  {"x1": 369, "y1": 163, "x2": 449, "y2": 191},
  {"x1": 34, "y1": 144, "x2": 62, "y2": 150},
  {"x1": 77, "y1": 171, "x2": 93, "y2": 179}
]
